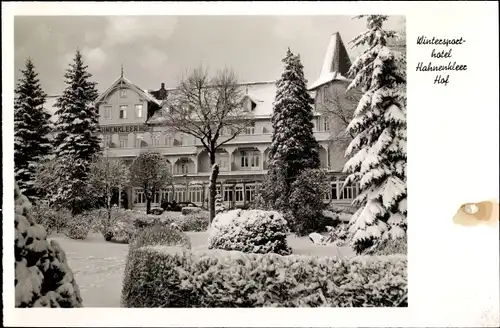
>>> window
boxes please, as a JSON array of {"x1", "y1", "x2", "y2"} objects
[
  {"x1": 135, "y1": 104, "x2": 143, "y2": 118},
  {"x1": 245, "y1": 184, "x2": 256, "y2": 202},
  {"x1": 190, "y1": 185, "x2": 203, "y2": 203},
  {"x1": 119, "y1": 105, "x2": 128, "y2": 119},
  {"x1": 177, "y1": 158, "x2": 190, "y2": 174},
  {"x1": 235, "y1": 185, "x2": 244, "y2": 202},
  {"x1": 244, "y1": 122, "x2": 255, "y2": 135},
  {"x1": 120, "y1": 89, "x2": 127, "y2": 98},
  {"x1": 323, "y1": 117, "x2": 330, "y2": 131},
  {"x1": 135, "y1": 134, "x2": 144, "y2": 148},
  {"x1": 174, "y1": 187, "x2": 186, "y2": 202},
  {"x1": 104, "y1": 106, "x2": 112, "y2": 119},
  {"x1": 152, "y1": 133, "x2": 161, "y2": 147},
  {"x1": 119, "y1": 135, "x2": 128, "y2": 148},
  {"x1": 180, "y1": 134, "x2": 193, "y2": 146},
  {"x1": 240, "y1": 150, "x2": 260, "y2": 169},
  {"x1": 224, "y1": 185, "x2": 234, "y2": 202},
  {"x1": 104, "y1": 134, "x2": 112, "y2": 148},
  {"x1": 164, "y1": 135, "x2": 173, "y2": 147},
  {"x1": 216, "y1": 153, "x2": 229, "y2": 171},
  {"x1": 134, "y1": 189, "x2": 146, "y2": 204}
]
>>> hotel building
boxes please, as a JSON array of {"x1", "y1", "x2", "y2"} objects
[{"x1": 46, "y1": 32, "x2": 362, "y2": 211}]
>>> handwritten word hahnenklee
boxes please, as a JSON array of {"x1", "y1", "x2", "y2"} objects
[{"x1": 415, "y1": 35, "x2": 468, "y2": 86}]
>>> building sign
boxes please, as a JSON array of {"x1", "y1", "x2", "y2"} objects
[{"x1": 99, "y1": 124, "x2": 153, "y2": 134}]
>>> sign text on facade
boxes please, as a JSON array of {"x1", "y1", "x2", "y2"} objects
[{"x1": 99, "y1": 125, "x2": 153, "y2": 134}]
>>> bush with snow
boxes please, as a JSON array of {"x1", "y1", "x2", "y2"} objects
[
  {"x1": 121, "y1": 246, "x2": 407, "y2": 307},
  {"x1": 15, "y1": 184, "x2": 83, "y2": 307},
  {"x1": 103, "y1": 208, "x2": 176, "y2": 243},
  {"x1": 181, "y1": 206, "x2": 202, "y2": 215},
  {"x1": 176, "y1": 211, "x2": 209, "y2": 232},
  {"x1": 31, "y1": 203, "x2": 72, "y2": 235},
  {"x1": 129, "y1": 224, "x2": 191, "y2": 251},
  {"x1": 208, "y1": 209, "x2": 292, "y2": 255},
  {"x1": 214, "y1": 193, "x2": 226, "y2": 215}
]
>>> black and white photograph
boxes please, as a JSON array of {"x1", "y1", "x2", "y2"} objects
[{"x1": 12, "y1": 14, "x2": 407, "y2": 308}]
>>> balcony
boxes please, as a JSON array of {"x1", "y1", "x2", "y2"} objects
[{"x1": 106, "y1": 145, "x2": 198, "y2": 158}]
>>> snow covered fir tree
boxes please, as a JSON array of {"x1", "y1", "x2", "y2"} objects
[
  {"x1": 51, "y1": 50, "x2": 101, "y2": 214},
  {"x1": 14, "y1": 58, "x2": 52, "y2": 201},
  {"x1": 343, "y1": 15, "x2": 407, "y2": 254},
  {"x1": 258, "y1": 48, "x2": 322, "y2": 234}
]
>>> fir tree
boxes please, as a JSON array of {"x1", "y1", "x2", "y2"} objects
[
  {"x1": 52, "y1": 49, "x2": 101, "y2": 214},
  {"x1": 343, "y1": 15, "x2": 407, "y2": 254},
  {"x1": 14, "y1": 58, "x2": 52, "y2": 200},
  {"x1": 262, "y1": 49, "x2": 321, "y2": 210},
  {"x1": 53, "y1": 49, "x2": 101, "y2": 162}
]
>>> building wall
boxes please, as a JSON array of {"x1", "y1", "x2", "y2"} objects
[{"x1": 90, "y1": 80, "x2": 362, "y2": 211}]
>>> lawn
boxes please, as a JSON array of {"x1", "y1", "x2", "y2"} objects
[{"x1": 50, "y1": 230, "x2": 355, "y2": 307}]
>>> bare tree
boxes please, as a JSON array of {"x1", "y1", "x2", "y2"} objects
[
  {"x1": 87, "y1": 154, "x2": 129, "y2": 230},
  {"x1": 152, "y1": 66, "x2": 253, "y2": 222},
  {"x1": 129, "y1": 151, "x2": 173, "y2": 214}
]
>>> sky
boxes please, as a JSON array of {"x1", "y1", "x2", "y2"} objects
[{"x1": 14, "y1": 15, "x2": 404, "y2": 100}]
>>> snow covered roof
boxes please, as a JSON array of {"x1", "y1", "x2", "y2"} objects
[
  {"x1": 94, "y1": 75, "x2": 163, "y2": 106},
  {"x1": 147, "y1": 80, "x2": 280, "y2": 124},
  {"x1": 308, "y1": 32, "x2": 352, "y2": 91}
]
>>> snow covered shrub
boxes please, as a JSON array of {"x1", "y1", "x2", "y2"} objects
[
  {"x1": 365, "y1": 234, "x2": 407, "y2": 256},
  {"x1": 181, "y1": 206, "x2": 202, "y2": 215},
  {"x1": 15, "y1": 184, "x2": 83, "y2": 307},
  {"x1": 288, "y1": 169, "x2": 330, "y2": 236},
  {"x1": 65, "y1": 213, "x2": 93, "y2": 240},
  {"x1": 31, "y1": 203, "x2": 71, "y2": 235},
  {"x1": 121, "y1": 246, "x2": 407, "y2": 308},
  {"x1": 324, "y1": 224, "x2": 350, "y2": 247},
  {"x1": 177, "y1": 211, "x2": 209, "y2": 232},
  {"x1": 129, "y1": 224, "x2": 191, "y2": 251},
  {"x1": 214, "y1": 193, "x2": 226, "y2": 215},
  {"x1": 208, "y1": 209, "x2": 292, "y2": 255},
  {"x1": 150, "y1": 208, "x2": 164, "y2": 215}
]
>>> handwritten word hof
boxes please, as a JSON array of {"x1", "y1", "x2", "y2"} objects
[{"x1": 416, "y1": 36, "x2": 468, "y2": 86}]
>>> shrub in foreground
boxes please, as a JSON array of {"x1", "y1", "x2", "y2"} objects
[
  {"x1": 15, "y1": 184, "x2": 83, "y2": 307},
  {"x1": 121, "y1": 246, "x2": 407, "y2": 308},
  {"x1": 208, "y1": 209, "x2": 292, "y2": 255}
]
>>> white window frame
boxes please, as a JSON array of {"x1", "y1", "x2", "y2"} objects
[
  {"x1": 245, "y1": 122, "x2": 255, "y2": 135},
  {"x1": 135, "y1": 104, "x2": 143, "y2": 118},
  {"x1": 104, "y1": 106, "x2": 112, "y2": 120},
  {"x1": 134, "y1": 188, "x2": 146, "y2": 204},
  {"x1": 119, "y1": 136, "x2": 128, "y2": 148},
  {"x1": 240, "y1": 150, "x2": 260, "y2": 169},
  {"x1": 119, "y1": 105, "x2": 128, "y2": 119},
  {"x1": 235, "y1": 185, "x2": 244, "y2": 202},
  {"x1": 120, "y1": 89, "x2": 127, "y2": 98}
]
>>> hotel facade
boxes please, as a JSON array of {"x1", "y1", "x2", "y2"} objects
[{"x1": 47, "y1": 32, "x2": 362, "y2": 211}]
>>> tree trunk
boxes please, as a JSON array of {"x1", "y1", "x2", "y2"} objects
[
  {"x1": 106, "y1": 192, "x2": 112, "y2": 232},
  {"x1": 208, "y1": 152, "x2": 219, "y2": 225},
  {"x1": 146, "y1": 198, "x2": 152, "y2": 214}
]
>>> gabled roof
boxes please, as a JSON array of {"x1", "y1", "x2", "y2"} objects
[
  {"x1": 94, "y1": 75, "x2": 163, "y2": 106},
  {"x1": 309, "y1": 32, "x2": 352, "y2": 91}
]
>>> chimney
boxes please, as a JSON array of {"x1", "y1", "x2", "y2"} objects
[
  {"x1": 159, "y1": 82, "x2": 167, "y2": 100},
  {"x1": 161, "y1": 82, "x2": 165, "y2": 90}
]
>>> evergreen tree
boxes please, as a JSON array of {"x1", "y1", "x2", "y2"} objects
[
  {"x1": 53, "y1": 49, "x2": 101, "y2": 161},
  {"x1": 14, "y1": 58, "x2": 52, "y2": 200},
  {"x1": 343, "y1": 15, "x2": 407, "y2": 254},
  {"x1": 261, "y1": 49, "x2": 321, "y2": 211},
  {"x1": 52, "y1": 49, "x2": 101, "y2": 214}
]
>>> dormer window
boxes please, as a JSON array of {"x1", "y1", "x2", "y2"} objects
[{"x1": 120, "y1": 89, "x2": 127, "y2": 98}]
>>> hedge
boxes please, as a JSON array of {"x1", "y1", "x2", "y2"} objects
[{"x1": 121, "y1": 246, "x2": 407, "y2": 308}]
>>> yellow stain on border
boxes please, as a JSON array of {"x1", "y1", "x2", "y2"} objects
[{"x1": 453, "y1": 199, "x2": 499, "y2": 227}]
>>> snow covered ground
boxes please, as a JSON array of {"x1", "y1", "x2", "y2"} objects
[{"x1": 50, "y1": 231, "x2": 355, "y2": 307}]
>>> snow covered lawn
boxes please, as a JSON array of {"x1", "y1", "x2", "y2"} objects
[{"x1": 50, "y1": 231, "x2": 355, "y2": 307}]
